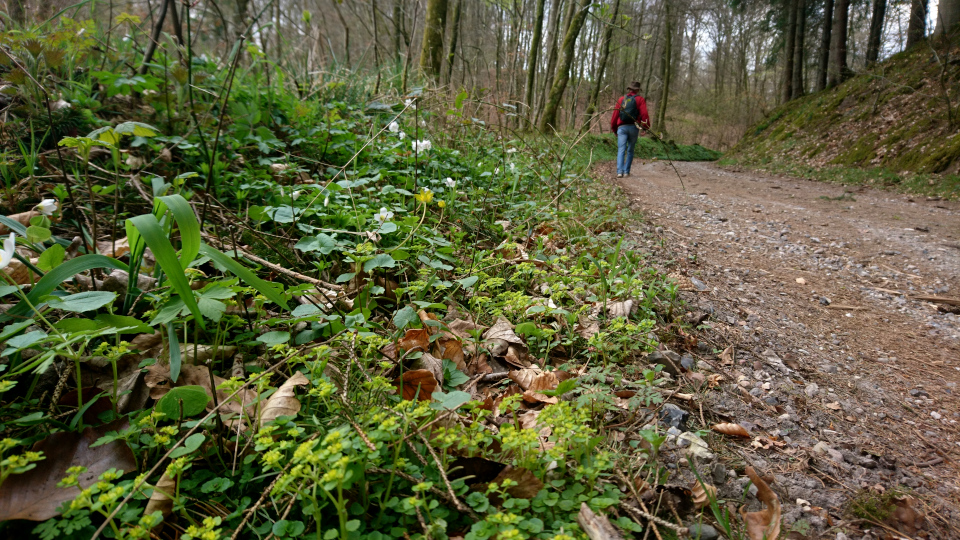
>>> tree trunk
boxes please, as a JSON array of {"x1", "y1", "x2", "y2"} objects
[
  {"x1": 827, "y1": 0, "x2": 849, "y2": 88},
  {"x1": 782, "y1": 0, "x2": 798, "y2": 103},
  {"x1": 866, "y1": 0, "x2": 886, "y2": 64},
  {"x1": 9, "y1": 0, "x2": 25, "y2": 26},
  {"x1": 445, "y1": 0, "x2": 462, "y2": 83},
  {"x1": 655, "y1": 2, "x2": 673, "y2": 132},
  {"x1": 585, "y1": 0, "x2": 621, "y2": 119},
  {"x1": 816, "y1": 0, "x2": 833, "y2": 91},
  {"x1": 792, "y1": 0, "x2": 807, "y2": 99},
  {"x1": 393, "y1": 0, "x2": 404, "y2": 63},
  {"x1": 419, "y1": 0, "x2": 449, "y2": 78},
  {"x1": 935, "y1": 0, "x2": 960, "y2": 37},
  {"x1": 906, "y1": 0, "x2": 927, "y2": 48},
  {"x1": 539, "y1": 0, "x2": 592, "y2": 132},
  {"x1": 540, "y1": 0, "x2": 571, "y2": 117},
  {"x1": 524, "y1": 0, "x2": 548, "y2": 124}
]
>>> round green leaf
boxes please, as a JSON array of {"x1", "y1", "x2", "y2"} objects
[{"x1": 156, "y1": 385, "x2": 210, "y2": 420}]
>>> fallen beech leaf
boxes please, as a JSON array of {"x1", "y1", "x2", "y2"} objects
[
  {"x1": 606, "y1": 299, "x2": 636, "y2": 318},
  {"x1": 0, "y1": 420, "x2": 136, "y2": 521},
  {"x1": 742, "y1": 466, "x2": 781, "y2": 540},
  {"x1": 712, "y1": 423, "x2": 751, "y2": 438},
  {"x1": 483, "y1": 317, "x2": 525, "y2": 345},
  {"x1": 503, "y1": 344, "x2": 531, "y2": 368},
  {"x1": 491, "y1": 466, "x2": 544, "y2": 499},
  {"x1": 395, "y1": 369, "x2": 438, "y2": 401},
  {"x1": 411, "y1": 352, "x2": 444, "y2": 386},
  {"x1": 719, "y1": 346, "x2": 735, "y2": 365},
  {"x1": 435, "y1": 336, "x2": 467, "y2": 371},
  {"x1": 448, "y1": 318, "x2": 487, "y2": 341},
  {"x1": 0, "y1": 210, "x2": 41, "y2": 233},
  {"x1": 574, "y1": 316, "x2": 600, "y2": 339},
  {"x1": 259, "y1": 372, "x2": 310, "y2": 425},
  {"x1": 399, "y1": 328, "x2": 431, "y2": 353},
  {"x1": 509, "y1": 368, "x2": 559, "y2": 403},
  {"x1": 466, "y1": 353, "x2": 492, "y2": 376},
  {"x1": 825, "y1": 402, "x2": 842, "y2": 410},
  {"x1": 144, "y1": 470, "x2": 177, "y2": 518},
  {"x1": 615, "y1": 390, "x2": 637, "y2": 399},
  {"x1": 691, "y1": 480, "x2": 718, "y2": 510}
]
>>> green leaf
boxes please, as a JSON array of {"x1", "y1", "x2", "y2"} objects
[
  {"x1": 430, "y1": 390, "x2": 472, "y2": 411},
  {"x1": 127, "y1": 214, "x2": 204, "y2": 329},
  {"x1": 442, "y1": 359, "x2": 470, "y2": 387},
  {"x1": 167, "y1": 322, "x2": 182, "y2": 382},
  {"x1": 541, "y1": 378, "x2": 578, "y2": 397},
  {"x1": 0, "y1": 255, "x2": 128, "y2": 322},
  {"x1": 115, "y1": 121, "x2": 159, "y2": 138},
  {"x1": 363, "y1": 253, "x2": 396, "y2": 272},
  {"x1": 456, "y1": 275, "x2": 479, "y2": 288},
  {"x1": 0, "y1": 319, "x2": 34, "y2": 342},
  {"x1": 53, "y1": 318, "x2": 100, "y2": 333},
  {"x1": 392, "y1": 306, "x2": 418, "y2": 329},
  {"x1": 345, "y1": 520, "x2": 360, "y2": 532},
  {"x1": 2, "y1": 330, "x2": 48, "y2": 354},
  {"x1": 199, "y1": 245, "x2": 289, "y2": 310},
  {"x1": 514, "y1": 321, "x2": 542, "y2": 337},
  {"x1": 156, "y1": 386, "x2": 209, "y2": 420},
  {"x1": 201, "y1": 477, "x2": 235, "y2": 494},
  {"x1": 198, "y1": 297, "x2": 226, "y2": 322},
  {"x1": 37, "y1": 244, "x2": 65, "y2": 272},
  {"x1": 257, "y1": 331, "x2": 290, "y2": 346},
  {"x1": 26, "y1": 225, "x2": 51, "y2": 243},
  {"x1": 294, "y1": 233, "x2": 339, "y2": 254},
  {"x1": 46, "y1": 291, "x2": 117, "y2": 313},
  {"x1": 170, "y1": 432, "x2": 206, "y2": 458},
  {"x1": 95, "y1": 314, "x2": 153, "y2": 333},
  {"x1": 157, "y1": 194, "x2": 201, "y2": 270}
]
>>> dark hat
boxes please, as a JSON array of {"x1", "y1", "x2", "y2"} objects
[{"x1": 628, "y1": 81, "x2": 641, "y2": 92}]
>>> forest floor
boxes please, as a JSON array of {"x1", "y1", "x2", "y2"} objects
[{"x1": 603, "y1": 158, "x2": 960, "y2": 538}]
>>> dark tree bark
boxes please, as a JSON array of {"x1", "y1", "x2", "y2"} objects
[
  {"x1": 419, "y1": 0, "x2": 449, "y2": 78},
  {"x1": 585, "y1": 0, "x2": 621, "y2": 119},
  {"x1": 816, "y1": 0, "x2": 833, "y2": 91},
  {"x1": 827, "y1": 0, "x2": 849, "y2": 88},
  {"x1": 540, "y1": 0, "x2": 571, "y2": 116},
  {"x1": 444, "y1": 0, "x2": 462, "y2": 83},
  {"x1": 540, "y1": 0, "x2": 592, "y2": 132},
  {"x1": 906, "y1": 0, "x2": 928, "y2": 48},
  {"x1": 782, "y1": 0, "x2": 798, "y2": 103},
  {"x1": 792, "y1": 0, "x2": 807, "y2": 99},
  {"x1": 524, "y1": 0, "x2": 548, "y2": 123},
  {"x1": 8, "y1": 0, "x2": 25, "y2": 26},
  {"x1": 393, "y1": 0, "x2": 404, "y2": 63},
  {"x1": 935, "y1": 0, "x2": 960, "y2": 37},
  {"x1": 866, "y1": 0, "x2": 886, "y2": 65},
  {"x1": 655, "y1": 1, "x2": 673, "y2": 132}
]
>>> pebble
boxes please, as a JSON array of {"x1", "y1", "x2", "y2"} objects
[
  {"x1": 711, "y1": 462, "x2": 727, "y2": 484},
  {"x1": 805, "y1": 383, "x2": 820, "y2": 397},
  {"x1": 813, "y1": 441, "x2": 845, "y2": 463},
  {"x1": 687, "y1": 523, "x2": 719, "y2": 540},
  {"x1": 659, "y1": 404, "x2": 690, "y2": 430}
]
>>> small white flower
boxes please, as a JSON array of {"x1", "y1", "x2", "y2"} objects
[
  {"x1": 419, "y1": 119, "x2": 426, "y2": 127},
  {"x1": 388, "y1": 121, "x2": 399, "y2": 133},
  {"x1": 405, "y1": 99, "x2": 414, "y2": 107},
  {"x1": 374, "y1": 207, "x2": 394, "y2": 224},
  {"x1": 0, "y1": 233, "x2": 15, "y2": 270},
  {"x1": 412, "y1": 140, "x2": 432, "y2": 153},
  {"x1": 506, "y1": 148, "x2": 517, "y2": 154},
  {"x1": 494, "y1": 167, "x2": 500, "y2": 175},
  {"x1": 509, "y1": 163, "x2": 516, "y2": 173},
  {"x1": 444, "y1": 178, "x2": 456, "y2": 188},
  {"x1": 292, "y1": 190, "x2": 301, "y2": 201},
  {"x1": 399, "y1": 132, "x2": 406, "y2": 140},
  {"x1": 323, "y1": 195, "x2": 330, "y2": 207},
  {"x1": 36, "y1": 199, "x2": 58, "y2": 217}
]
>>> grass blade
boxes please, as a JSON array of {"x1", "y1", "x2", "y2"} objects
[
  {"x1": 157, "y1": 194, "x2": 200, "y2": 271},
  {"x1": 166, "y1": 322, "x2": 182, "y2": 383},
  {"x1": 0, "y1": 255, "x2": 128, "y2": 323},
  {"x1": 198, "y1": 244, "x2": 289, "y2": 310},
  {"x1": 127, "y1": 214, "x2": 205, "y2": 330}
]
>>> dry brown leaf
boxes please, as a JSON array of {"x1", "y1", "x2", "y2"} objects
[
  {"x1": 742, "y1": 466, "x2": 782, "y2": 540},
  {"x1": 491, "y1": 466, "x2": 544, "y2": 499},
  {"x1": 259, "y1": 372, "x2": 309, "y2": 425},
  {"x1": 712, "y1": 423, "x2": 751, "y2": 438},
  {"x1": 825, "y1": 402, "x2": 842, "y2": 410},
  {"x1": 510, "y1": 368, "x2": 559, "y2": 404},
  {"x1": 504, "y1": 344, "x2": 531, "y2": 368},
  {"x1": 577, "y1": 502, "x2": 625, "y2": 540},
  {"x1": 483, "y1": 317, "x2": 525, "y2": 346},
  {"x1": 435, "y1": 336, "x2": 467, "y2": 371},
  {"x1": 395, "y1": 369, "x2": 438, "y2": 401},
  {"x1": 574, "y1": 316, "x2": 600, "y2": 340},
  {"x1": 399, "y1": 328, "x2": 431, "y2": 353},
  {"x1": 144, "y1": 470, "x2": 177, "y2": 519},
  {"x1": 447, "y1": 318, "x2": 487, "y2": 343},
  {"x1": 719, "y1": 346, "x2": 735, "y2": 365},
  {"x1": 0, "y1": 420, "x2": 136, "y2": 521},
  {"x1": 606, "y1": 299, "x2": 636, "y2": 318},
  {"x1": 707, "y1": 374, "x2": 725, "y2": 388},
  {"x1": 411, "y1": 352, "x2": 444, "y2": 386},
  {"x1": 691, "y1": 480, "x2": 718, "y2": 510},
  {"x1": 466, "y1": 353, "x2": 492, "y2": 376},
  {"x1": 144, "y1": 363, "x2": 256, "y2": 418}
]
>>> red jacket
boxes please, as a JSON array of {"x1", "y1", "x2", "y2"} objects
[{"x1": 610, "y1": 92, "x2": 651, "y2": 132}]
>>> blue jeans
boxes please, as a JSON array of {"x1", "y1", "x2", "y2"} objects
[{"x1": 617, "y1": 124, "x2": 639, "y2": 174}]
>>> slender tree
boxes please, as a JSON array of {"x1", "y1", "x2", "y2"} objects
[
  {"x1": 585, "y1": 0, "x2": 621, "y2": 119},
  {"x1": 419, "y1": 0, "x2": 449, "y2": 78},
  {"x1": 540, "y1": 0, "x2": 593, "y2": 131},
  {"x1": 655, "y1": 1, "x2": 673, "y2": 132},
  {"x1": 444, "y1": 0, "x2": 462, "y2": 83},
  {"x1": 782, "y1": 0, "x2": 798, "y2": 102},
  {"x1": 827, "y1": 0, "x2": 849, "y2": 88},
  {"x1": 791, "y1": 0, "x2": 807, "y2": 99},
  {"x1": 817, "y1": 0, "x2": 833, "y2": 91},
  {"x1": 865, "y1": 0, "x2": 886, "y2": 65},
  {"x1": 524, "y1": 0, "x2": 548, "y2": 123},
  {"x1": 906, "y1": 0, "x2": 928, "y2": 48}
]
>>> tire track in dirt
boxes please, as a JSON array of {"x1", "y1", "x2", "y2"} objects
[{"x1": 607, "y1": 159, "x2": 960, "y2": 536}]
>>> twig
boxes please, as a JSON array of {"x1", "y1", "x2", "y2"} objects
[
  {"x1": 622, "y1": 502, "x2": 688, "y2": 536},
  {"x1": 414, "y1": 430, "x2": 477, "y2": 519},
  {"x1": 229, "y1": 457, "x2": 300, "y2": 540}
]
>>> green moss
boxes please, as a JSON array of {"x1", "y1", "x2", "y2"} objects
[
  {"x1": 832, "y1": 133, "x2": 879, "y2": 166},
  {"x1": 845, "y1": 488, "x2": 908, "y2": 522}
]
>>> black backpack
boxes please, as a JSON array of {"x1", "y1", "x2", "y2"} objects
[{"x1": 619, "y1": 94, "x2": 639, "y2": 123}]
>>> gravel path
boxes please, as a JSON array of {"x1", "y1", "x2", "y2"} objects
[{"x1": 607, "y1": 159, "x2": 960, "y2": 538}]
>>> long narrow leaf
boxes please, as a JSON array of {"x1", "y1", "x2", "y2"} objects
[
  {"x1": 0, "y1": 255, "x2": 128, "y2": 323},
  {"x1": 167, "y1": 322, "x2": 182, "y2": 383},
  {"x1": 198, "y1": 244, "x2": 289, "y2": 310},
  {"x1": 157, "y1": 194, "x2": 201, "y2": 270},
  {"x1": 0, "y1": 216, "x2": 72, "y2": 248},
  {"x1": 127, "y1": 214, "x2": 205, "y2": 330}
]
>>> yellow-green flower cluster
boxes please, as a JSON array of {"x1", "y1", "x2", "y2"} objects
[{"x1": 183, "y1": 516, "x2": 223, "y2": 540}]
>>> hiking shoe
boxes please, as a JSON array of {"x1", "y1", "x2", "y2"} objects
[{"x1": 617, "y1": 173, "x2": 623, "y2": 178}]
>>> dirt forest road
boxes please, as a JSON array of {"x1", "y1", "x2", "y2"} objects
[{"x1": 605, "y1": 159, "x2": 960, "y2": 536}]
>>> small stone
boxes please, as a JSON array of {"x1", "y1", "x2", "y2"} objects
[
  {"x1": 822, "y1": 364, "x2": 839, "y2": 374},
  {"x1": 820, "y1": 296, "x2": 831, "y2": 305},
  {"x1": 813, "y1": 441, "x2": 845, "y2": 463},
  {"x1": 931, "y1": 411, "x2": 942, "y2": 420},
  {"x1": 711, "y1": 462, "x2": 727, "y2": 485},
  {"x1": 764, "y1": 396, "x2": 780, "y2": 406},
  {"x1": 687, "y1": 523, "x2": 719, "y2": 540},
  {"x1": 805, "y1": 383, "x2": 820, "y2": 397},
  {"x1": 681, "y1": 354, "x2": 696, "y2": 369},
  {"x1": 748, "y1": 483, "x2": 759, "y2": 497},
  {"x1": 659, "y1": 403, "x2": 690, "y2": 430}
]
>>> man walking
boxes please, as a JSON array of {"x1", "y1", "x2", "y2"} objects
[{"x1": 610, "y1": 82, "x2": 650, "y2": 178}]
